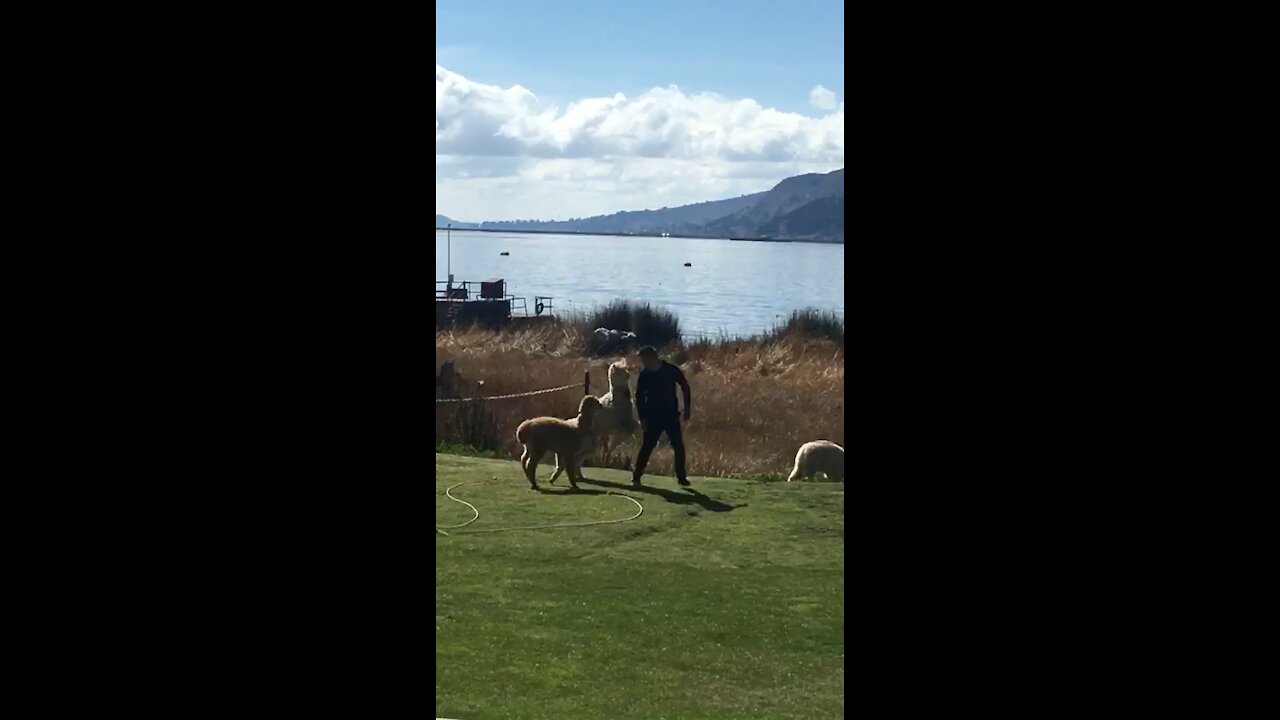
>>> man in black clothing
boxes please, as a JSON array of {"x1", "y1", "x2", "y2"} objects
[{"x1": 632, "y1": 345, "x2": 692, "y2": 487}]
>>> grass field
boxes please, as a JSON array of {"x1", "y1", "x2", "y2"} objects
[{"x1": 435, "y1": 454, "x2": 845, "y2": 720}]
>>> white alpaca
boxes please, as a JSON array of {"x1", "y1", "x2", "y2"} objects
[
  {"x1": 591, "y1": 360, "x2": 639, "y2": 461},
  {"x1": 787, "y1": 440, "x2": 844, "y2": 482}
]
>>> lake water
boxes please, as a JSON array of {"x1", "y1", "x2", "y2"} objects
[{"x1": 435, "y1": 231, "x2": 844, "y2": 338}]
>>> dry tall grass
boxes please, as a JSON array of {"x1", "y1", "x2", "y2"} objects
[{"x1": 436, "y1": 322, "x2": 844, "y2": 478}]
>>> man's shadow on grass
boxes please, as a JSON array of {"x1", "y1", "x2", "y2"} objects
[{"x1": 572, "y1": 477, "x2": 746, "y2": 513}]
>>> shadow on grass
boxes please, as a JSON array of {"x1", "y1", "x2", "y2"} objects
[
  {"x1": 575, "y1": 477, "x2": 746, "y2": 513},
  {"x1": 534, "y1": 484, "x2": 613, "y2": 497}
]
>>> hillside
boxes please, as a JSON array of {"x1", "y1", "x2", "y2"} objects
[
  {"x1": 473, "y1": 191, "x2": 767, "y2": 236},
  {"x1": 758, "y1": 194, "x2": 844, "y2": 242},
  {"x1": 438, "y1": 167, "x2": 845, "y2": 242},
  {"x1": 703, "y1": 168, "x2": 844, "y2": 242}
]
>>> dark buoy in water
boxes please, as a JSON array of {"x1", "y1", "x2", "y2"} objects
[
  {"x1": 500, "y1": 251, "x2": 509, "y2": 256},
  {"x1": 684, "y1": 262, "x2": 692, "y2": 267}
]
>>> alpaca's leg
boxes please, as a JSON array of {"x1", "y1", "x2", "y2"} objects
[
  {"x1": 572, "y1": 444, "x2": 594, "y2": 486},
  {"x1": 787, "y1": 451, "x2": 804, "y2": 482},
  {"x1": 598, "y1": 434, "x2": 610, "y2": 465},
  {"x1": 523, "y1": 450, "x2": 537, "y2": 484},
  {"x1": 577, "y1": 433, "x2": 597, "y2": 484},
  {"x1": 618, "y1": 424, "x2": 635, "y2": 470},
  {"x1": 525, "y1": 450, "x2": 545, "y2": 489},
  {"x1": 825, "y1": 454, "x2": 842, "y2": 481},
  {"x1": 549, "y1": 454, "x2": 566, "y2": 484},
  {"x1": 574, "y1": 445, "x2": 593, "y2": 485}
]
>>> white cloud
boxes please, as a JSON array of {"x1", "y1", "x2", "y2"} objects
[
  {"x1": 809, "y1": 85, "x2": 838, "y2": 111},
  {"x1": 435, "y1": 65, "x2": 844, "y2": 221}
]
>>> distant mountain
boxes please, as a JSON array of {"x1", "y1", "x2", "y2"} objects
[
  {"x1": 757, "y1": 194, "x2": 844, "y2": 241},
  {"x1": 435, "y1": 214, "x2": 477, "y2": 228},
  {"x1": 473, "y1": 192, "x2": 767, "y2": 236},
  {"x1": 702, "y1": 169, "x2": 844, "y2": 242},
  {"x1": 439, "y1": 167, "x2": 844, "y2": 242}
]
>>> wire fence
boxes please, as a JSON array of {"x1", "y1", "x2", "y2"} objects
[{"x1": 435, "y1": 381, "x2": 582, "y2": 403}]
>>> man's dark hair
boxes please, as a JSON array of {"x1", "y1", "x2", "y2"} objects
[{"x1": 637, "y1": 345, "x2": 658, "y2": 358}]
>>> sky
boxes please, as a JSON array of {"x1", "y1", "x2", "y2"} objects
[{"x1": 436, "y1": 0, "x2": 844, "y2": 222}]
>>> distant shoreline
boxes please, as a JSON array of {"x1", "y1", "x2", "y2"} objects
[{"x1": 434, "y1": 226, "x2": 841, "y2": 244}]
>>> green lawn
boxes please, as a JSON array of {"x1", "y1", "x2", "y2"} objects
[{"x1": 436, "y1": 454, "x2": 845, "y2": 720}]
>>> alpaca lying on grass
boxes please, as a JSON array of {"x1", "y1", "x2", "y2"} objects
[
  {"x1": 787, "y1": 440, "x2": 844, "y2": 482},
  {"x1": 516, "y1": 395, "x2": 602, "y2": 490},
  {"x1": 593, "y1": 327, "x2": 638, "y2": 341},
  {"x1": 591, "y1": 360, "x2": 640, "y2": 463}
]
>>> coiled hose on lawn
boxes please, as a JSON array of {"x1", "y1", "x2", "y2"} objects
[{"x1": 435, "y1": 477, "x2": 644, "y2": 536}]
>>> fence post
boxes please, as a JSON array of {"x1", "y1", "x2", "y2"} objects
[
  {"x1": 464, "y1": 380, "x2": 485, "y2": 450},
  {"x1": 584, "y1": 370, "x2": 590, "y2": 396}
]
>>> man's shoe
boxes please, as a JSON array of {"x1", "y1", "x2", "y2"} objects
[
  {"x1": 677, "y1": 478, "x2": 691, "y2": 487},
  {"x1": 632, "y1": 477, "x2": 642, "y2": 487}
]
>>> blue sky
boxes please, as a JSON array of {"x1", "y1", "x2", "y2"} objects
[
  {"x1": 436, "y1": 0, "x2": 843, "y2": 115},
  {"x1": 436, "y1": 0, "x2": 844, "y2": 222}
]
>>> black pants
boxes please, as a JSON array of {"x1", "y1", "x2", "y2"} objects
[{"x1": 633, "y1": 413, "x2": 687, "y2": 482}]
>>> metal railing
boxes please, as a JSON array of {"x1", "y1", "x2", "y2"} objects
[
  {"x1": 436, "y1": 280, "x2": 486, "y2": 300},
  {"x1": 434, "y1": 280, "x2": 554, "y2": 317}
]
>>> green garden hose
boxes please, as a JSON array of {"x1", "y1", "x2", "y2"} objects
[{"x1": 436, "y1": 477, "x2": 644, "y2": 536}]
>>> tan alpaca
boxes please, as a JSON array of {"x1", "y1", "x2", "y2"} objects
[
  {"x1": 787, "y1": 440, "x2": 844, "y2": 482},
  {"x1": 515, "y1": 395, "x2": 602, "y2": 490}
]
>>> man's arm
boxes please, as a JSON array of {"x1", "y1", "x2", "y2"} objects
[
  {"x1": 635, "y1": 371, "x2": 649, "y2": 419},
  {"x1": 675, "y1": 366, "x2": 691, "y2": 418}
]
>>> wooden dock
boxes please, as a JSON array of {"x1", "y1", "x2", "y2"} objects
[{"x1": 435, "y1": 299, "x2": 512, "y2": 329}]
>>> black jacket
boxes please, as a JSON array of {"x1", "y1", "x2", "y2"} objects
[{"x1": 635, "y1": 360, "x2": 691, "y2": 421}]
